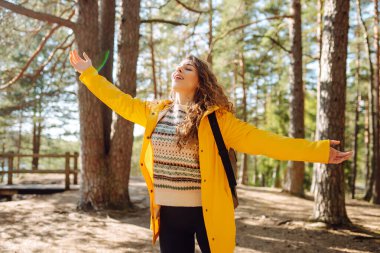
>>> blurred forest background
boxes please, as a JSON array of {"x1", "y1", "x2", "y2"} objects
[{"x1": 0, "y1": 0, "x2": 379, "y2": 225}]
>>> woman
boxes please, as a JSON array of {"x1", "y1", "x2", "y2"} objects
[{"x1": 69, "y1": 49, "x2": 353, "y2": 253}]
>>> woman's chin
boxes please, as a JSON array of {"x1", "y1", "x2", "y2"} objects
[{"x1": 171, "y1": 84, "x2": 186, "y2": 92}]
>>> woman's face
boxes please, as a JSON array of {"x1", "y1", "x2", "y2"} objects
[{"x1": 171, "y1": 59, "x2": 199, "y2": 93}]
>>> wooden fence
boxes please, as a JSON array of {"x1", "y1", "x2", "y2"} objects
[{"x1": 0, "y1": 151, "x2": 79, "y2": 190}]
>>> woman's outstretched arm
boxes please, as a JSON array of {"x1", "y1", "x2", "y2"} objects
[
  {"x1": 221, "y1": 111, "x2": 353, "y2": 164},
  {"x1": 69, "y1": 49, "x2": 151, "y2": 127}
]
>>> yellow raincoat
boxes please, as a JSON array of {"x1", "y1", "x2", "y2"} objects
[{"x1": 79, "y1": 66, "x2": 331, "y2": 253}]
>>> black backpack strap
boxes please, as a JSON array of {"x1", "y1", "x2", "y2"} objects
[{"x1": 208, "y1": 111, "x2": 237, "y2": 198}]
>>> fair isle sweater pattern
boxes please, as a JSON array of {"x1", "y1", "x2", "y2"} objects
[{"x1": 151, "y1": 103, "x2": 202, "y2": 207}]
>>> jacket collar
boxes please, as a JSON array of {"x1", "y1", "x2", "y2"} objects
[
  {"x1": 158, "y1": 99, "x2": 220, "y2": 117},
  {"x1": 149, "y1": 99, "x2": 220, "y2": 135}
]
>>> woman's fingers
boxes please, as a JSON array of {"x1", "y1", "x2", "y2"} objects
[
  {"x1": 328, "y1": 148, "x2": 354, "y2": 164},
  {"x1": 335, "y1": 158, "x2": 346, "y2": 164},
  {"x1": 327, "y1": 140, "x2": 354, "y2": 164},
  {"x1": 72, "y1": 50, "x2": 80, "y2": 64},
  {"x1": 330, "y1": 140, "x2": 340, "y2": 146},
  {"x1": 341, "y1": 152, "x2": 353, "y2": 158},
  {"x1": 333, "y1": 151, "x2": 354, "y2": 164},
  {"x1": 73, "y1": 49, "x2": 84, "y2": 63},
  {"x1": 83, "y1": 52, "x2": 90, "y2": 62},
  {"x1": 69, "y1": 50, "x2": 86, "y2": 73},
  {"x1": 71, "y1": 50, "x2": 77, "y2": 62},
  {"x1": 71, "y1": 49, "x2": 91, "y2": 65},
  {"x1": 70, "y1": 51, "x2": 77, "y2": 66},
  {"x1": 331, "y1": 155, "x2": 345, "y2": 164},
  {"x1": 70, "y1": 51, "x2": 77, "y2": 65},
  {"x1": 74, "y1": 49, "x2": 81, "y2": 62},
  {"x1": 337, "y1": 151, "x2": 354, "y2": 157},
  {"x1": 69, "y1": 52, "x2": 75, "y2": 66}
]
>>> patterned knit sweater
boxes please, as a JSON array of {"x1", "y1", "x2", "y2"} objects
[{"x1": 151, "y1": 102, "x2": 202, "y2": 207}]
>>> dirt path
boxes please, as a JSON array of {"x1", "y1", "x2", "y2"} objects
[{"x1": 1, "y1": 174, "x2": 379, "y2": 252}]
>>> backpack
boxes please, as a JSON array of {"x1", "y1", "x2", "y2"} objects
[{"x1": 208, "y1": 111, "x2": 239, "y2": 209}]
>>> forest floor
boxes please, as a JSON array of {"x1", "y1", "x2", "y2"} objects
[{"x1": 0, "y1": 174, "x2": 379, "y2": 253}]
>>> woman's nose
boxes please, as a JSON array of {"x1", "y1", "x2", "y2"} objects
[{"x1": 176, "y1": 65, "x2": 183, "y2": 72}]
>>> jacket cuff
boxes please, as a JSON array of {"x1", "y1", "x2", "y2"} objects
[
  {"x1": 79, "y1": 66, "x2": 98, "y2": 83},
  {"x1": 319, "y1": 139, "x2": 330, "y2": 164}
]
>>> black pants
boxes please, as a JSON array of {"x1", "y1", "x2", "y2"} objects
[{"x1": 159, "y1": 205, "x2": 211, "y2": 253}]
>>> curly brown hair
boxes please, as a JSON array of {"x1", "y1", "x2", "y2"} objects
[{"x1": 168, "y1": 54, "x2": 235, "y2": 151}]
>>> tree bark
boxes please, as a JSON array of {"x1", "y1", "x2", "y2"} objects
[
  {"x1": 75, "y1": 0, "x2": 107, "y2": 210},
  {"x1": 356, "y1": 0, "x2": 378, "y2": 202},
  {"x1": 240, "y1": 47, "x2": 249, "y2": 185},
  {"x1": 352, "y1": 20, "x2": 361, "y2": 198},
  {"x1": 372, "y1": 0, "x2": 380, "y2": 204},
  {"x1": 207, "y1": 0, "x2": 213, "y2": 66},
  {"x1": 364, "y1": 98, "x2": 371, "y2": 194},
  {"x1": 313, "y1": 0, "x2": 351, "y2": 225},
  {"x1": 311, "y1": 0, "x2": 324, "y2": 194},
  {"x1": 283, "y1": 0, "x2": 305, "y2": 197},
  {"x1": 32, "y1": 89, "x2": 43, "y2": 171},
  {"x1": 99, "y1": 0, "x2": 116, "y2": 155},
  {"x1": 107, "y1": 0, "x2": 141, "y2": 209},
  {"x1": 148, "y1": 6, "x2": 158, "y2": 99},
  {"x1": 16, "y1": 109, "x2": 23, "y2": 170}
]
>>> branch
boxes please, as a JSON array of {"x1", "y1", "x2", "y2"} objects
[
  {"x1": 184, "y1": 12, "x2": 202, "y2": 41},
  {"x1": 0, "y1": 89, "x2": 61, "y2": 116},
  {"x1": 12, "y1": 6, "x2": 73, "y2": 37},
  {"x1": 141, "y1": 0, "x2": 171, "y2": 9},
  {"x1": 214, "y1": 15, "x2": 292, "y2": 46},
  {"x1": 207, "y1": 15, "x2": 292, "y2": 58},
  {"x1": 0, "y1": 24, "x2": 61, "y2": 90},
  {"x1": 50, "y1": 46, "x2": 71, "y2": 76},
  {"x1": 23, "y1": 39, "x2": 74, "y2": 97},
  {"x1": 245, "y1": 37, "x2": 318, "y2": 62},
  {"x1": 0, "y1": 0, "x2": 76, "y2": 30},
  {"x1": 174, "y1": 0, "x2": 210, "y2": 13},
  {"x1": 13, "y1": 24, "x2": 43, "y2": 34},
  {"x1": 25, "y1": 34, "x2": 74, "y2": 81},
  {"x1": 141, "y1": 18, "x2": 188, "y2": 26},
  {"x1": 0, "y1": 9, "x2": 75, "y2": 90},
  {"x1": 0, "y1": 100, "x2": 36, "y2": 116},
  {"x1": 252, "y1": 35, "x2": 291, "y2": 53}
]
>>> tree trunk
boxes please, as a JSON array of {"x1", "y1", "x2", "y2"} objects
[
  {"x1": 16, "y1": 109, "x2": 23, "y2": 171},
  {"x1": 158, "y1": 61, "x2": 164, "y2": 98},
  {"x1": 99, "y1": 0, "x2": 116, "y2": 155},
  {"x1": 76, "y1": 0, "x2": 142, "y2": 210},
  {"x1": 148, "y1": 9, "x2": 158, "y2": 99},
  {"x1": 252, "y1": 69, "x2": 260, "y2": 186},
  {"x1": 75, "y1": 0, "x2": 106, "y2": 210},
  {"x1": 356, "y1": 0, "x2": 378, "y2": 202},
  {"x1": 0, "y1": 143, "x2": 4, "y2": 183},
  {"x1": 207, "y1": 0, "x2": 213, "y2": 66},
  {"x1": 283, "y1": 0, "x2": 305, "y2": 197},
  {"x1": 313, "y1": 0, "x2": 351, "y2": 226},
  {"x1": 311, "y1": 0, "x2": 324, "y2": 194},
  {"x1": 351, "y1": 20, "x2": 361, "y2": 199},
  {"x1": 233, "y1": 58, "x2": 238, "y2": 107},
  {"x1": 273, "y1": 162, "x2": 281, "y2": 188},
  {"x1": 32, "y1": 92, "x2": 42, "y2": 171},
  {"x1": 364, "y1": 98, "x2": 371, "y2": 194},
  {"x1": 107, "y1": 0, "x2": 141, "y2": 209},
  {"x1": 372, "y1": 0, "x2": 380, "y2": 204},
  {"x1": 240, "y1": 48, "x2": 249, "y2": 185},
  {"x1": 260, "y1": 173, "x2": 266, "y2": 187}
]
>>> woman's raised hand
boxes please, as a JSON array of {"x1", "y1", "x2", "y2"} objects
[
  {"x1": 328, "y1": 140, "x2": 354, "y2": 164},
  {"x1": 69, "y1": 49, "x2": 92, "y2": 74}
]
